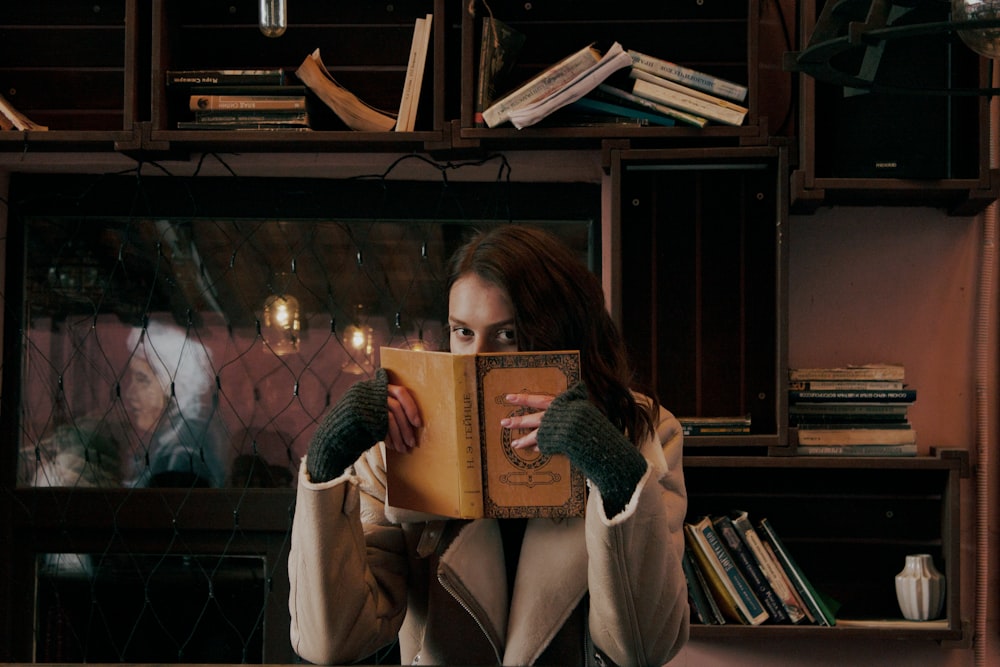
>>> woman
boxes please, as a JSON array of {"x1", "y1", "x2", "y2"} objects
[
  {"x1": 122, "y1": 319, "x2": 228, "y2": 488},
  {"x1": 288, "y1": 225, "x2": 688, "y2": 666}
]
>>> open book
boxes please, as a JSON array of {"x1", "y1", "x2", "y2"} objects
[{"x1": 380, "y1": 347, "x2": 585, "y2": 519}]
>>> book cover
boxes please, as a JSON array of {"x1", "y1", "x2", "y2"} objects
[
  {"x1": 794, "y1": 443, "x2": 918, "y2": 457},
  {"x1": 685, "y1": 516, "x2": 769, "y2": 625},
  {"x1": 630, "y1": 76, "x2": 746, "y2": 126},
  {"x1": 568, "y1": 97, "x2": 676, "y2": 127},
  {"x1": 729, "y1": 510, "x2": 808, "y2": 623},
  {"x1": 395, "y1": 13, "x2": 432, "y2": 132},
  {"x1": 295, "y1": 48, "x2": 397, "y2": 131},
  {"x1": 713, "y1": 515, "x2": 790, "y2": 624},
  {"x1": 796, "y1": 427, "x2": 916, "y2": 446},
  {"x1": 682, "y1": 546, "x2": 725, "y2": 624},
  {"x1": 627, "y1": 49, "x2": 748, "y2": 102},
  {"x1": 379, "y1": 347, "x2": 585, "y2": 519},
  {"x1": 788, "y1": 363, "x2": 905, "y2": 382},
  {"x1": 482, "y1": 43, "x2": 601, "y2": 127},
  {"x1": 757, "y1": 517, "x2": 837, "y2": 626},
  {"x1": 475, "y1": 17, "x2": 526, "y2": 127},
  {"x1": 166, "y1": 68, "x2": 285, "y2": 87},
  {"x1": 788, "y1": 389, "x2": 916, "y2": 403},
  {"x1": 594, "y1": 83, "x2": 708, "y2": 127}
]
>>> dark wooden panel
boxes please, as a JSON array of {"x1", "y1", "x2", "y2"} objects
[{"x1": 620, "y1": 160, "x2": 779, "y2": 436}]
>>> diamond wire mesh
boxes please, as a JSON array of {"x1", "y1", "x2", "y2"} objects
[
  {"x1": 16, "y1": 213, "x2": 455, "y2": 662},
  {"x1": 5, "y1": 156, "x2": 594, "y2": 663}
]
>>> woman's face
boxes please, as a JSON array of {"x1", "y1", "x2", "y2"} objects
[
  {"x1": 448, "y1": 273, "x2": 518, "y2": 354},
  {"x1": 125, "y1": 356, "x2": 167, "y2": 434}
]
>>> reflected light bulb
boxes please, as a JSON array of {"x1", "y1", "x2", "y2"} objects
[
  {"x1": 952, "y1": 0, "x2": 1000, "y2": 58},
  {"x1": 259, "y1": 0, "x2": 287, "y2": 38}
]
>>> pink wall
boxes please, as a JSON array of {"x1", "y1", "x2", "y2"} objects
[{"x1": 675, "y1": 205, "x2": 996, "y2": 666}]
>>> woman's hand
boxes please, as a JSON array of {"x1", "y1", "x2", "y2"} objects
[
  {"x1": 384, "y1": 383, "x2": 422, "y2": 454},
  {"x1": 502, "y1": 392, "x2": 555, "y2": 453}
]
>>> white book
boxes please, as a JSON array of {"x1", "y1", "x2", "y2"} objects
[
  {"x1": 631, "y1": 70, "x2": 748, "y2": 114},
  {"x1": 631, "y1": 77, "x2": 747, "y2": 127},
  {"x1": 483, "y1": 44, "x2": 601, "y2": 128},
  {"x1": 506, "y1": 42, "x2": 633, "y2": 129},
  {"x1": 628, "y1": 49, "x2": 748, "y2": 102},
  {"x1": 395, "y1": 13, "x2": 433, "y2": 132}
]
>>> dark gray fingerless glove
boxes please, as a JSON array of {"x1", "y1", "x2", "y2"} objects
[
  {"x1": 536, "y1": 382, "x2": 648, "y2": 517},
  {"x1": 306, "y1": 369, "x2": 389, "y2": 483}
]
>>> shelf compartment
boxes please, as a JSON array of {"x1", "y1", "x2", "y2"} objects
[{"x1": 0, "y1": 0, "x2": 139, "y2": 149}]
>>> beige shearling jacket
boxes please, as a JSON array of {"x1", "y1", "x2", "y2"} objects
[{"x1": 288, "y1": 404, "x2": 689, "y2": 666}]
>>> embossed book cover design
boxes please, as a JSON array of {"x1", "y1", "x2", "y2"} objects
[{"x1": 380, "y1": 347, "x2": 584, "y2": 519}]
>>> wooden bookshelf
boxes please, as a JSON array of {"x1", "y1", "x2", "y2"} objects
[{"x1": 685, "y1": 450, "x2": 969, "y2": 643}]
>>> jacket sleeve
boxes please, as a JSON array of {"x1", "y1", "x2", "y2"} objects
[
  {"x1": 288, "y1": 445, "x2": 409, "y2": 664},
  {"x1": 584, "y1": 405, "x2": 690, "y2": 667}
]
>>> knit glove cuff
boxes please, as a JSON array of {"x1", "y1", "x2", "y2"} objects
[
  {"x1": 536, "y1": 382, "x2": 648, "y2": 517},
  {"x1": 306, "y1": 369, "x2": 389, "y2": 483}
]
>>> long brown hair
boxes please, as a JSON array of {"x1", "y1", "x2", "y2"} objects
[{"x1": 446, "y1": 224, "x2": 656, "y2": 446}]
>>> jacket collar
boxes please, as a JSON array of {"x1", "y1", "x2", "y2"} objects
[{"x1": 438, "y1": 516, "x2": 589, "y2": 665}]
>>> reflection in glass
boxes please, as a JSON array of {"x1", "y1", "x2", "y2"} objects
[{"x1": 18, "y1": 217, "x2": 593, "y2": 490}]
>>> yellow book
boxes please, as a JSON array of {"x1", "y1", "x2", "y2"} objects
[{"x1": 380, "y1": 347, "x2": 584, "y2": 519}]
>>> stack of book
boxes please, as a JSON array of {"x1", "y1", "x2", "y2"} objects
[
  {"x1": 477, "y1": 36, "x2": 749, "y2": 129},
  {"x1": 788, "y1": 363, "x2": 917, "y2": 457},
  {"x1": 684, "y1": 511, "x2": 838, "y2": 626},
  {"x1": 167, "y1": 68, "x2": 312, "y2": 131}
]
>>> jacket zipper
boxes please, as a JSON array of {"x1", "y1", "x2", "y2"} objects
[{"x1": 437, "y1": 571, "x2": 503, "y2": 664}]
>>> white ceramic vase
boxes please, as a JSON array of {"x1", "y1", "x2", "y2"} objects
[{"x1": 895, "y1": 553, "x2": 945, "y2": 621}]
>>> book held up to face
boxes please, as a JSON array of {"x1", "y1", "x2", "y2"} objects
[{"x1": 379, "y1": 347, "x2": 585, "y2": 519}]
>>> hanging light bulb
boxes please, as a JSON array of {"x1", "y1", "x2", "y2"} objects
[
  {"x1": 952, "y1": 0, "x2": 1000, "y2": 58},
  {"x1": 262, "y1": 293, "x2": 300, "y2": 355},
  {"x1": 259, "y1": 0, "x2": 287, "y2": 38}
]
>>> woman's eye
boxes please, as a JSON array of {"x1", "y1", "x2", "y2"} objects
[{"x1": 497, "y1": 329, "x2": 516, "y2": 344}]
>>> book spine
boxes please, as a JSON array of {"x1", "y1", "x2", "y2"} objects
[
  {"x1": 682, "y1": 425, "x2": 751, "y2": 435},
  {"x1": 189, "y1": 95, "x2": 306, "y2": 112},
  {"x1": 788, "y1": 366, "x2": 905, "y2": 382},
  {"x1": 713, "y1": 516, "x2": 790, "y2": 623},
  {"x1": 698, "y1": 519, "x2": 769, "y2": 624},
  {"x1": 795, "y1": 443, "x2": 918, "y2": 456},
  {"x1": 570, "y1": 97, "x2": 676, "y2": 127},
  {"x1": 730, "y1": 512, "x2": 808, "y2": 623},
  {"x1": 789, "y1": 403, "x2": 910, "y2": 415},
  {"x1": 455, "y1": 355, "x2": 484, "y2": 518},
  {"x1": 167, "y1": 69, "x2": 285, "y2": 86},
  {"x1": 682, "y1": 547, "x2": 720, "y2": 624},
  {"x1": 630, "y1": 77, "x2": 745, "y2": 126},
  {"x1": 595, "y1": 84, "x2": 708, "y2": 127},
  {"x1": 395, "y1": 14, "x2": 431, "y2": 132},
  {"x1": 788, "y1": 389, "x2": 916, "y2": 403},
  {"x1": 627, "y1": 49, "x2": 748, "y2": 101},
  {"x1": 788, "y1": 380, "x2": 904, "y2": 391},
  {"x1": 684, "y1": 526, "x2": 744, "y2": 624},
  {"x1": 757, "y1": 518, "x2": 836, "y2": 626},
  {"x1": 631, "y1": 69, "x2": 748, "y2": 114},
  {"x1": 483, "y1": 46, "x2": 599, "y2": 127},
  {"x1": 796, "y1": 428, "x2": 916, "y2": 446}
]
